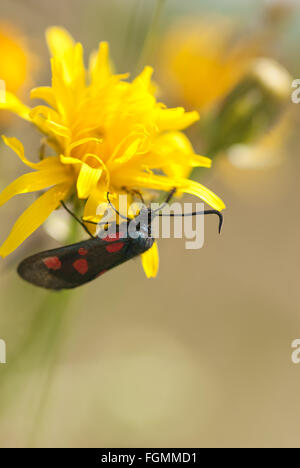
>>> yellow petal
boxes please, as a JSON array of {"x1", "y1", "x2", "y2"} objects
[
  {"x1": 36, "y1": 156, "x2": 71, "y2": 171},
  {"x1": 141, "y1": 241, "x2": 159, "y2": 278},
  {"x1": 2, "y1": 136, "x2": 40, "y2": 169},
  {"x1": 84, "y1": 185, "x2": 107, "y2": 220},
  {"x1": 30, "y1": 86, "x2": 57, "y2": 109},
  {"x1": 182, "y1": 179, "x2": 226, "y2": 210},
  {"x1": 156, "y1": 107, "x2": 199, "y2": 131},
  {"x1": 155, "y1": 131, "x2": 202, "y2": 159},
  {"x1": 111, "y1": 138, "x2": 143, "y2": 166},
  {"x1": 29, "y1": 104, "x2": 58, "y2": 121},
  {"x1": 90, "y1": 42, "x2": 112, "y2": 88},
  {"x1": 29, "y1": 106, "x2": 70, "y2": 138},
  {"x1": 43, "y1": 119, "x2": 71, "y2": 138},
  {"x1": 77, "y1": 164, "x2": 102, "y2": 199},
  {"x1": 124, "y1": 150, "x2": 210, "y2": 176},
  {"x1": 179, "y1": 179, "x2": 225, "y2": 211},
  {"x1": 0, "y1": 182, "x2": 72, "y2": 257},
  {"x1": 66, "y1": 136, "x2": 103, "y2": 157},
  {"x1": 60, "y1": 154, "x2": 82, "y2": 166},
  {"x1": 2, "y1": 136, "x2": 67, "y2": 171},
  {"x1": 60, "y1": 152, "x2": 109, "y2": 199},
  {"x1": 46, "y1": 27, "x2": 75, "y2": 59},
  {"x1": 148, "y1": 131, "x2": 211, "y2": 178},
  {"x1": 0, "y1": 169, "x2": 72, "y2": 207},
  {"x1": 113, "y1": 171, "x2": 226, "y2": 211},
  {"x1": 69, "y1": 42, "x2": 86, "y2": 91},
  {"x1": 47, "y1": 28, "x2": 86, "y2": 93},
  {"x1": 83, "y1": 185, "x2": 108, "y2": 234},
  {"x1": 50, "y1": 57, "x2": 73, "y2": 118},
  {"x1": 0, "y1": 91, "x2": 31, "y2": 121},
  {"x1": 133, "y1": 66, "x2": 154, "y2": 90},
  {"x1": 49, "y1": 42, "x2": 86, "y2": 116},
  {"x1": 108, "y1": 128, "x2": 147, "y2": 164}
]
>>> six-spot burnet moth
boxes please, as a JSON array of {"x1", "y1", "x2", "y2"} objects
[{"x1": 17, "y1": 190, "x2": 223, "y2": 290}]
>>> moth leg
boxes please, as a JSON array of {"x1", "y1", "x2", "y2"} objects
[
  {"x1": 164, "y1": 187, "x2": 177, "y2": 204},
  {"x1": 152, "y1": 188, "x2": 177, "y2": 214},
  {"x1": 82, "y1": 219, "x2": 113, "y2": 227},
  {"x1": 60, "y1": 201, "x2": 95, "y2": 239}
]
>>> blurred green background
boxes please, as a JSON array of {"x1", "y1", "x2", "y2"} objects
[{"x1": 0, "y1": 0, "x2": 300, "y2": 448}]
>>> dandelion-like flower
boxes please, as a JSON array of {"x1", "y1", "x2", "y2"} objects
[
  {"x1": 159, "y1": 16, "x2": 262, "y2": 112},
  {"x1": 0, "y1": 27, "x2": 225, "y2": 277}
]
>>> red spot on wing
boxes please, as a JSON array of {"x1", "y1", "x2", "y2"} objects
[
  {"x1": 104, "y1": 232, "x2": 124, "y2": 253},
  {"x1": 43, "y1": 256, "x2": 62, "y2": 270},
  {"x1": 73, "y1": 259, "x2": 88, "y2": 275},
  {"x1": 106, "y1": 243, "x2": 124, "y2": 253},
  {"x1": 78, "y1": 247, "x2": 88, "y2": 256}
]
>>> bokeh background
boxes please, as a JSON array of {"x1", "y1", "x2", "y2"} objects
[{"x1": 0, "y1": 0, "x2": 300, "y2": 448}]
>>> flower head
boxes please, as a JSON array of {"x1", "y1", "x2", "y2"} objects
[
  {"x1": 158, "y1": 16, "x2": 262, "y2": 112},
  {"x1": 0, "y1": 27, "x2": 225, "y2": 277}
]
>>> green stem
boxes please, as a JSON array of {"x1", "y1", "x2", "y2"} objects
[
  {"x1": 135, "y1": 0, "x2": 166, "y2": 74},
  {"x1": 27, "y1": 290, "x2": 74, "y2": 447},
  {"x1": 27, "y1": 212, "x2": 82, "y2": 447}
]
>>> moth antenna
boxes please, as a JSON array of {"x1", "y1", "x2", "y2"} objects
[
  {"x1": 60, "y1": 200, "x2": 95, "y2": 238},
  {"x1": 158, "y1": 209, "x2": 224, "y2": 234}
]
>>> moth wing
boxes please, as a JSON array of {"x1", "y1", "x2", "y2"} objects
[{"x1": 17, "y1": 237, "x2": 135, "y2": 290}]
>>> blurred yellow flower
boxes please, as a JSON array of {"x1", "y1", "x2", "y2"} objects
[
  {"x1": 0, "y1": 22, "x2": 34, "y2": 125},
  {"x1": 0, "y1": 27, "x2": 225, "y2": 277},
  {"x1": 159, "y1": 16, "x2": 262, "y2": 112}
]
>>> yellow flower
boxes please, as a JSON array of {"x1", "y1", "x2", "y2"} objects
[
  {"x1": 0, "y1": 21, "x2": 35, "y2": 125},
  {"x1": 158, "y1": 16, "x2": 262, "y2": 112},
  {"x1": 0, "y1": 27, "x2": 225, "y2": 277}
]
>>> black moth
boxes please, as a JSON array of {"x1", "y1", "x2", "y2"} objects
[{"x1": 18, "y1": 191, "x2": 223, "y2": 290}]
